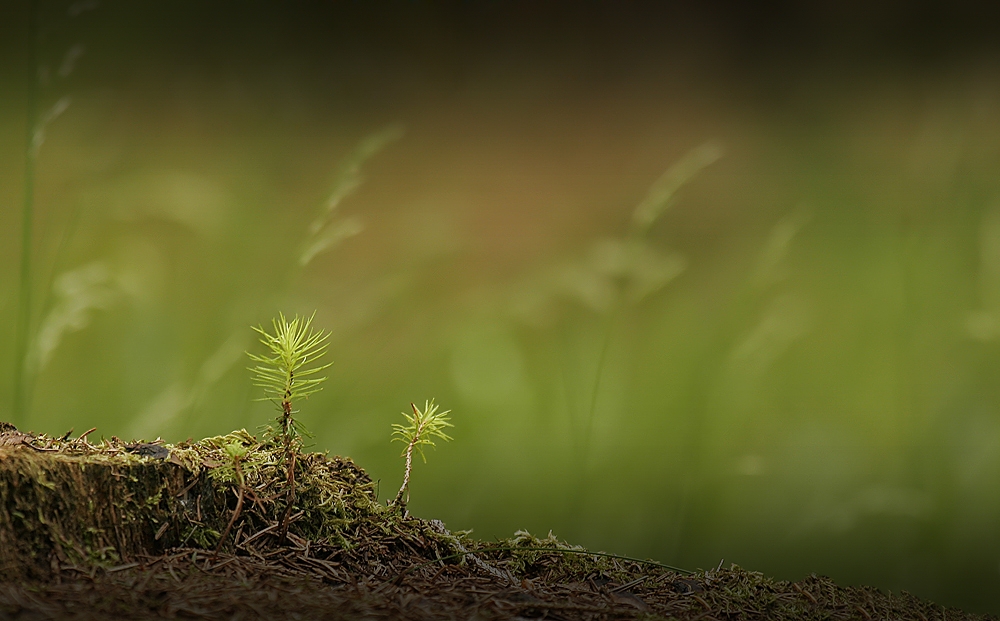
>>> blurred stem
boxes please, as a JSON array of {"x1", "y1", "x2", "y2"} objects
[
  {"x1": 26, "y1": 198, "x2": 85, "y2": 411},
  {"x1": 565, "y1": 300, "x2": 621, "y2": 529},
  {"x1": 13, "y1": 0, "x2": 41, "y2": 426},
  {"x1": 579, "y1": 305, "x2": 618, "y2": 468}
]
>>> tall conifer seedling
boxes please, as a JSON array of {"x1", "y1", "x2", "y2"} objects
[{"x1": 247, "y1": 312, "x2": 331, "y2": 538}]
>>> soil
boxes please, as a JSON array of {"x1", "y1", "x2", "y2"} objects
[{"x1": 0, "y1": 424, "x2": 995, "y2": 621}]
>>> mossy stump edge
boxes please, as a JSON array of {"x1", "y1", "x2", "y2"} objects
[
  {"x1": 0, "y1": 443, "x2": 196, "y2": 579},
  {"x1": 0, "y1": 425, "x2": 377, "y2": 582}
]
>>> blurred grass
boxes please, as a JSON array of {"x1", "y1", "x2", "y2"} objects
[{"x1": 4, "y1": 1, "x2": 1000, "y2": 615}]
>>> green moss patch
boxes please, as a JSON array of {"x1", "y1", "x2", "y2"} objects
[{"x1": 1, "y1": 424, "x2": 994, "y2": 620}]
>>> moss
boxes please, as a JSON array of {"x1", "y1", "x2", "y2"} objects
[
  {"x1": 0, "y1": 426, "x2": 384, "y2": 579},
  {"x1": 1, "y1": 424, "x2": 994, "y2": 620}
]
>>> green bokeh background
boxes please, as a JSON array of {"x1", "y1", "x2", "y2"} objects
[{"x1": 4, "y1": 1, "x2": 1000, "y2": 613}]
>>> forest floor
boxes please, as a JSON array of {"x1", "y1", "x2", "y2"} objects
[
  {"x1": 3, "y1": 549, "x2": 994, "y2": 621},
  {"x1": 0, "y1": 424, "x2": 995, "y2": 621}
]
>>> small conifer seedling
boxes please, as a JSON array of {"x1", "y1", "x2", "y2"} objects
[
  {"x1": 247, "y1": 312, "x2": 331, "y2": 537},
  {"x1": 392, "y1": 399, "x2": 453, "y2": 512},
  {"x1": 214, "y1": 440, "x2": 248, "y2": 555}
]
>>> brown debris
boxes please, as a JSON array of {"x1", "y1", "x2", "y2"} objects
[{"x1": 1, "y1": 552, "x2": 994, "y2": 621}]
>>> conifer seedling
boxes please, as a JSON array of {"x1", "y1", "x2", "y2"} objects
[
  {"x1": 247, "y1": 312, "x2": 331, "y2": 537},
  {"x1": 392, "y1": 399, "x2": 453, "y2": 512},
  {"x1": 214, "y1": 440, "x2": 248, "y2": 555}
]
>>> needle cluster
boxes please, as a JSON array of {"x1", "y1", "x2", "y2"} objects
[
  {"x1": 392, "y1": 399, "x2": 453, "y2": 510},
  {"x1": 248, "y1": 312, "x2": 331, "y2": 441},
  {"x1": 247, "y1": 311, "x2": 331, "y2": 539}
]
